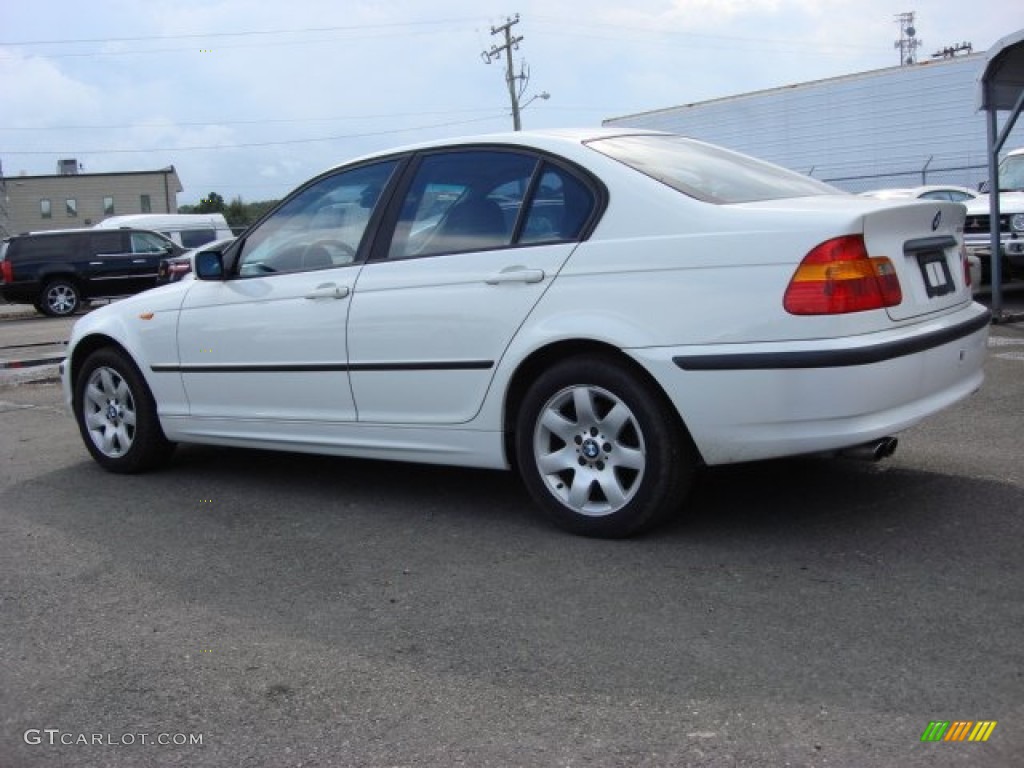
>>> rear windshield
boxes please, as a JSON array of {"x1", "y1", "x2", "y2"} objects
[{"x1": 586, "y1": 134, "x2": 842, "y2": 204}]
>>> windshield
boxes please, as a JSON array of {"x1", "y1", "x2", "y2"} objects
[
  {"x1": 586, "y1": 134, "x2": 842, "y2": 204},
  {"x1": 998, "y1": 153, "x2": 1024, "y2": 191}
]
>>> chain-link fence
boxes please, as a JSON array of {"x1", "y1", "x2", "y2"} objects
[{"x1": 808, "y1": 155, "x2": 990, "y2": 194}]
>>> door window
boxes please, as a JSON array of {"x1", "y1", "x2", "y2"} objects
[
  {"x1": 91, "y1": 232, "x2": 123, "y2": 254},
  {"x1": 236, "y1": 160, "x2": 399, "y2": 277},
  {"x1": 387, "y1": 151, "x2": 538, "y2": 259},
  {"x1": 130, "y1": 232, "x2": 171, "y2": 254},
  {"x1": 520, "y1": 163, "x2": 597, "y2": 244},
  {"x1": 180, "y1": 229, "x2": 216, "y2": 248}
]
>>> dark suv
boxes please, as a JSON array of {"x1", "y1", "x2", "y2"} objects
[{"x1": 0, "y1": 228, "x2": 184, "y2": 316}]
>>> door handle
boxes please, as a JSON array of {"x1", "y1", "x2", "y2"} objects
[
  {"x1": 485, "y1": 267, "x2": 545, "y2": 285},
  {"x1": 305, "y1": 283, "x2": 350, "y2": 300}
]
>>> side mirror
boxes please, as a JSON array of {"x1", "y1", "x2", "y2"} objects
[
  {"x1": 194, "y1": 250, "x2": 225, "y2": 280},
  {"x1": 978, "y1": 180, "x2": 990, "y2": 194}
]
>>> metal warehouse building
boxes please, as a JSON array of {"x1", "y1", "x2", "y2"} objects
[{"x1": 604, "y1": 53, "x2": 1024, "y2": 193}]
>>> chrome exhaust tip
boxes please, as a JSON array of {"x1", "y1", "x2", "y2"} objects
[{"x1": 839, "y1": 437, "x2": 898, "y2": 462}]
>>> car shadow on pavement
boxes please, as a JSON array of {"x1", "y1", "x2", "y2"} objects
[{"x1": 15, "y1": 444, "x2": 1021, "y2": 552}]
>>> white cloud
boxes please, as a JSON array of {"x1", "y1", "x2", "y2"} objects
[
  {"x1": 0, "y1": 0, "x2": 1019, "y2": 203},
  {"x1": 0, "y1": 49, "x2": 102, "y2": 129}
]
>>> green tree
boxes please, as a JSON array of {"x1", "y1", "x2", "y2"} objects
[
  {"x1": 225, "y1": 196, "x2": 248, "y2": 228},
  {"x1": 180, "y1": 195, "x2": 279, "y2": 231},
  {"x1": 197, "y1": 191, "x2": 225, "y2": 214}
]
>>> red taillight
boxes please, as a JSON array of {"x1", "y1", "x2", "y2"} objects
[
  {"x1": 962, "y1": 248, "x2": 972, "y2": 287},
  {"x1": 0, "y1": 259, "x2": 12, "y2": 284},
  {"x1": 784, "y1": 235, "x2": 902, "y2": 315}
]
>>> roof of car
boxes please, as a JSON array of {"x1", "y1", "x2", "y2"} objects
[
  {"x1": 323, "y1": 127, "x2": 669, "y2": 174},
  {"x1": 14, "y1": 227, "x2": 175, "y2": 239}
]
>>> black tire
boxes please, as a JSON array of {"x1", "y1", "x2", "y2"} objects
[
  {"x1": 73, "y1": 347, "x2": 175, "y2": 473},
  {"x1": 514, "y1": 355, "x2": 696, "y2": 538},
  {"x1": 39, "y1": 279, "x2": 81, "y2": 317}
]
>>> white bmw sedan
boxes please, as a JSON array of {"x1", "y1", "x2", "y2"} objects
[{"x1": 62, "y1": 129, "x2": 989, "y2": 537}]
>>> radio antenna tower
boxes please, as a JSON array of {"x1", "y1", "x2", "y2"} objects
[{"x1": 894, "y1": 12, "x2": 922, "y2": 66}]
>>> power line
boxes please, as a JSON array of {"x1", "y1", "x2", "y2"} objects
[
  {"x1": 0, "y1": 19, "x2": 481, "y2": 47},
  {"x1": 529, "y1": 15, "x2": 889, "y2": 52},
  {"x1": 0, "y1": 108, "x2": 509, "y2": 132},
  {"x1": 0, "y1": 29, "x2": 445, "y2": 60},
  {"x1": 0, "y1": 115, "x2": 507, "y2": 156}
]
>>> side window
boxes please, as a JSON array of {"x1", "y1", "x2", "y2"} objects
[
  {"x1": 40, "y1": 199, "x2": 52, "y2": 219},
  {"x1": 130, "y1": 232, "x2": 171, "y2": 254},
  {"x1": 20, "y1": 236, "x2": 76, "y2": 258},
  {"x1": 92, "y1": 232, "x2": 124, "y2": 254},
  {"x1": 66, "y1": 199, "x2": 78, "y2": 218},
  {"x1": 521, "y1": 163, "x2": 596, "y2": 244},
  {"x1": 103, "y1": 196, "x2": 115, "y2": 215},
  {"x1": 387, "y1": 150, "x2": 538, "y2": 259},
  {"x1": 237, "y1": 160, "x2": 398, "y2": 277},
  {"x1": 180, "y1": 229, "x2": 216, "y2": 249}
]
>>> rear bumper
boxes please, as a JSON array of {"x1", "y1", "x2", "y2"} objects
[
  {"x1": 628, "y1": 304, "x2": 990, "y2": 465},
  {"x1": 0, "y1": 285, "x2": 36, "y2": 303}
]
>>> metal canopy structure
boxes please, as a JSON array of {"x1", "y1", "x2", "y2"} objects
[{"x1": 977, "y1": 28, "x2": 1024, "y2": 321}]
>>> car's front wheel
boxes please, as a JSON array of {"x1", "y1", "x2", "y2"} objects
[
  {"x1": 73, "y1": 348, "x2": 174, "y2": 473},
  {"x1": 515, "y1": 356, "x2": 696, "y2": 537},
  {"x1": 39, "y1": 279, "x2": 81, "y2": 317}
]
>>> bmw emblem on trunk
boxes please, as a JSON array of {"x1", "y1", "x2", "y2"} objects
[{"x1": 932, "y1": 211, "x2": 942, "y2": 231}]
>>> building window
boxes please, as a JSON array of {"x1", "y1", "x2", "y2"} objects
[
  {"x1": 40, "y1": 199, "x2": 52, "y2": 219},
  {"x1": 66, "y1": 198, "x2": 78, "y2": 218},
  {"x1": 103, "y1": 196, "x2": 115, "y2": 215},
  {"x1": 140, "y1": 194, "x2": 152, "y2": 213}
]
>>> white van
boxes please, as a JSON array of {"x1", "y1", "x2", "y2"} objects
[{"x1": 94, "y1": 213, "x2": 234, "y2": 249}]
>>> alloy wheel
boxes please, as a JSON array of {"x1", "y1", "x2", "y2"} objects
[{"x1": 532, "y1": 384, "x2": 647, "y2": 517}]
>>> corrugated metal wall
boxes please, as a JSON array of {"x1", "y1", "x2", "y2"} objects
[{"x1": 605, "y1": 55, "x2": 1024, "y2": 193}]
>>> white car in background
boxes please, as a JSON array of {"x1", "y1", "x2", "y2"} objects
[
  {"x1": 95, "y1": 213, "x2": 234, "y2": 250},
  {"x1": 61, "y1": 129, "x2": 989, "y2": 537},
  {"x1": 860, "y1": 185, "x2": 978, "y2": 202}
]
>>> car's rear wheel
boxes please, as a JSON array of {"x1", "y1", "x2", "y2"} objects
[
  {"x1": 39, "y1": 279, "x2": 81, "y2": 317},
  {"x1": 515, "y1": 356, "x2": 696, "y2": 537},
  {"x1": 73, "y1": 348, "x2": 174, "y2": 473}
]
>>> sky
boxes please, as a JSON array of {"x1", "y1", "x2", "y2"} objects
[{"x1": 2, "y1": 1, "x2": 1022, "y2": 205}]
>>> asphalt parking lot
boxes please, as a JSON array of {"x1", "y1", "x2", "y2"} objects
[{"x1": 1, "y1": 299, "x2": 1023, "y2": 767}]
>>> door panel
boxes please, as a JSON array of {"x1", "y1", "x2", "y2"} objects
[
  {"x1": 85, "y1": 232, "x2": 145, "y2": 295},
  {"x1": 177, "y1": 268, "x2": 357, "y2": 421},
  {"x1": 348, "y1": 244, "x2": 577, "y2": 423},
  {"x1": 174, "y1": 158, "x2": 400, "y2": 424}
]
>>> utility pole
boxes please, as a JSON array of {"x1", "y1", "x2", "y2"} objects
[{"x1": 482, "y1": 15, "x2": 524, "y2": 130}]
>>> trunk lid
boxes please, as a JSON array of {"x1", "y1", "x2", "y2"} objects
[{"x1": 861, "y1": 200, "x2": 971, "y2": 321}]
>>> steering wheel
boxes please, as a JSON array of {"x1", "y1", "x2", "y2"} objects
[{"x1": 301, "y1": 239, "x2": 357, "y2": 269}]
